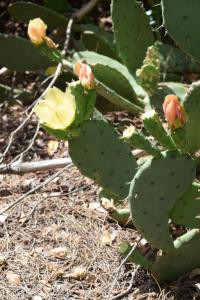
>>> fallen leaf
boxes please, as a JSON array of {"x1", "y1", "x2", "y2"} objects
[
  {"x1": 85, "y1": 273, "x2": 96, "y2": 284},
  {"x1": 101, "y1": 198, "x2": 116, "y2": 212},
  {"x1": 101, "y1": 229, "x2": 112, "y2": 245},
  {"x1": 0, "y1": 255, "x2": 7, "y2": 266},
  {"x1": 48, "y1": 247, "x2": 68, "y2": 259},
  {"x1": 6, "y1": 271, "x2": 21, "y2": 286},
  {"x1": 47, "y1": 140, "x2": 59, "y2": 156},
  {"x1": 0, "y1": 213, "x2": 8, "y2": 223},
  {"x1": 19, "y1": 211, "x2": 27, "y2": 224},
  {"x1": 33, "y1": 296, "x2": 43, "y2": 300},
  {"x1": 71, "y1": 266, "x2": 87, "y2": 280}
]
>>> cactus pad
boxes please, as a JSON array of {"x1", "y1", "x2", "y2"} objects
[
  {"x1": 0, "y1": 34, "x2": 51, "y2": 71},
  {"x1": 111, "y1": 0, "x2": 154, "y2": 71},
  {"x1": 152, "y1": 229, "x2": 200, "y2": 282},
  {"x1": 170, "y1": 182, "x2": 200, "y2": 228},
  {"x1": 129, "y1": 151, "x2": 196, "y2": 250},
  {"x1": 182, "y1": 81, "x2": 200, "y2": 154},
  {"x1": 69, "y1": 120, "x2": 137, "y2": 200},
  {"x1": 81, "y1": 24, "x2": 119, "y2": 61},
  {"x1": 161, "y1": 0, "x2": 200, "y2": 62},
  {"x1": 72, "y1": 51, "x2": 147, "y2": 104},
  {"x1": 8, "y1": 1, "x2": 67, "y2": 30}
]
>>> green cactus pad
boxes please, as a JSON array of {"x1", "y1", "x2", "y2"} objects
[
  {"x1": 44, "y1": 0, "x2": 69, "y2": 14},
  {"x1": 0, "y1": 34, "x2": 51, "y2": 71},
  {"x1": 69, "y1": 120, "x2": 137, "y2": 200},
  {"x1": 119, "y1": 241, "x2": 153, "y2": 270},
  {"x1": 161, "y1": 0, "x2": 200, "y2": 63},
  {"x1": 142, "y1": 110, "x2": 176, "y2": 151},
  {"x1": 8, "y1": 1, "x2": 67, "y2": 30},
  {"x1": 170, "y1": 182, "x2": 200, "y2": 228},
  {"x1": 69, "y1": 82, "x2": 96, "y2": 127},
  {"x1": 129, "y1": 151, "x2": 196, "y2": 251},
  {"x1": 182, "y1": 81, "x2": 200, "y2": 154},
  {"x1": 111, "y1": 0, "x2": 154, "y2": 71},
  {"x1": 123, "y1": 126, "x2": 161, "y2": 157},
  {"x1": 156, "y1": 42, "x2": 200, "y2": 75},
  {"x1": 96, "y1": 81, "x2": 144, "y2": 115},
  {"x1": 152, "y1": 229, "x2": 200, "y2": 282},
  {"x1": 170, "y1": 128, "x2": 189, "y2": 154},
  {"x1": 81, "y1": 24, "x2": 119, "y2": 61}
]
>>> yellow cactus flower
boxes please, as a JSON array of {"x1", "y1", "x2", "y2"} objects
[
  {"x1": 34, "y1": 87, "x2": 76, "y2": 130},
  {"x1": 28, "y1": 18, "x2": 47, "y2": 45}
]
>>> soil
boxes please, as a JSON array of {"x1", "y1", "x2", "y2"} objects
[{"x1": 1, "y1": 1, "x2": 200, "y2": 300}]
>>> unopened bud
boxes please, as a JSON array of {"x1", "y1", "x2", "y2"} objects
[
  {"x1": 28, "y1": 18, "x2": 47, "y2": 45},
  {"x1": 74, "y1": 62, "x2": 95, "y2": 90},
  {"x1": 163, "y1": 95, "x2": 186, "y2": 129}
]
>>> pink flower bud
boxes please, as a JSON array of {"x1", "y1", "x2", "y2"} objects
[
  {"x1": 28, "y1": 18, "x2": 47, "y2": 45},
  {"x1": 163, "y1": 95, "x2": 186, "y2": 129},
  {"x1": 74, "y1": 62, "x2": 95, "y2": 90}
]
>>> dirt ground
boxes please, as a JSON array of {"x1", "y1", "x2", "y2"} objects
[{"x1": 1, "y1": 104, "x2": 200, "y2": 300}]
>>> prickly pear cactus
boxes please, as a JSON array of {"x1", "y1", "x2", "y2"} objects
[
  {"x1": 111, "y1": 0, "x2": 154, "y2": 71},
  {"x1": 182, "y1": 80, "x2": 200, "y2": 154},
  {"x1": 129, "y1": 151, "x2": 196, "y2": 251},
  {"x1": 161, "y1": 0, "x2": 200, "y2": 62},
  {"x1": 80, "y1": 24, "x2": 119, "y2": 61},
  {"x1": 8, "y1": 1, "x2": 67, "y2": 30},
  {"x1": 69, "y1": 120, "x2": 137, "y2": 200},
  {"x1": 170, "y1": 182, "x2": 200, "y2": 228},
  {"x1": 152, "y1": 229, "x2": 200, "y2": 282},
  {"x1": 0, "y1": 34, "x2": 51, "y2": 71}
]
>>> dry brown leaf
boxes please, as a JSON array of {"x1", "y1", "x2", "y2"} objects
[
  {"x1": 101, "y1": 198, "x2": 116, "y2": 212},
  {"x1": 6, "y1": 271, "x2": 21, "y2": 286},
  {"x1": 47, "y1": 140, "x2": 59, "y2": 156},
  {"x1": 101, "y1": 229, "x2": 112, "y2": 245},
  {"x1": 33, "y1": 296, "x2": 43, "y2": 300},
  {"x1": 0, "y1": 213, "x2": 8, "y2": 224},
  {"x1": 85, "y1": 273, "x2": 96, "y2": 284},
  {"x1": 48, "y1": 247, "x2": 68, "y2": 259},
  {"x1": 71, "y1": 266, "x2": 87, "y2": 280},
  {"x1": 0, "y1": 255, "x2": 7, "y2": 266},
  {"x1": 19, "y1": 210, "x2": 27, "y2": 224}
]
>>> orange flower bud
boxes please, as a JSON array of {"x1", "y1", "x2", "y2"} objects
[
  {"x1": 163, "y1": 95, "x2": 186, "y2": 129},
  {"x1": 28, "y1": 18, "x2": 47, "y2": 45},
  {"x1": 74, "y1": 62, "x2": 95, "y2": 90}
]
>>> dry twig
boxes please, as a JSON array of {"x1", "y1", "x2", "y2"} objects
[
  {"x1": 0, "y1": 165, "x2": 71, "y2": 216},
  {"x1": 0, "y1": 157, "x2": 72, "y2": 174}
]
